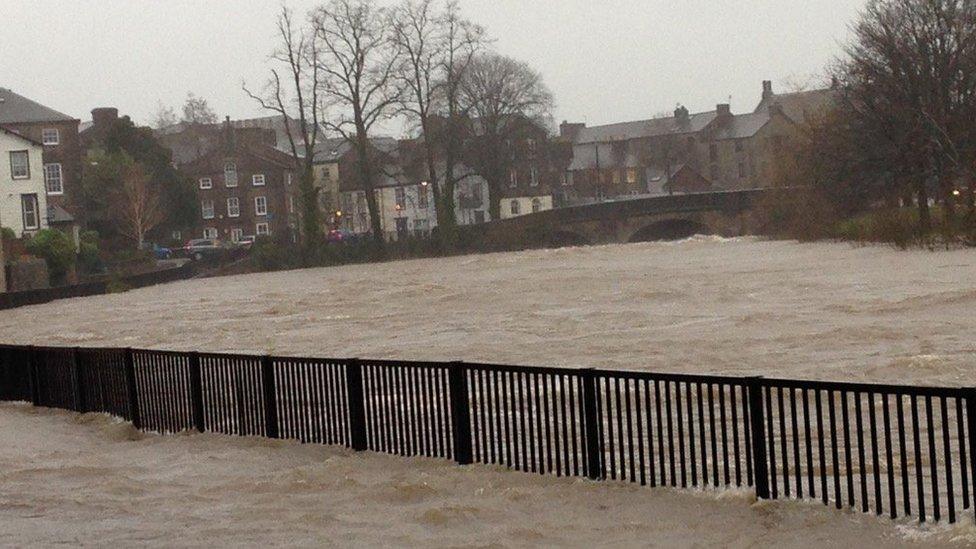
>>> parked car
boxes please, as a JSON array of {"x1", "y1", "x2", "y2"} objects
[
  {"x1": 183, "y1": 238, "x2": 224, "y2": 261},
  {"x1": 327, "y1": 228, "x2": 359, "y2": 244},
  {"x1": 236, "y1": 235, "x2": 256, "y2": 249},
  {"x1": 138, "y1": 242, "x2": 173, "y2": 260}
]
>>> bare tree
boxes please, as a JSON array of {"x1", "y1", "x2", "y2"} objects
[
  {"x1": 152, "y1": 101, "x2": 179, "y2": 130},
  {"x1": 312, "y1": 0, "x2": 403, "y2": 247},
  {"x1": 391, "y1": 0, "x2": 486, "y2": 238},
  {"x1": 839, "y1": 0, "x2": 976, "y2": 230},
  {"x1": 245, "y1": 4, "x2": 325, "y2": 246},
  {"x1": 461, "y1": 53, "x2": 553, "y2": 220},
  {"x1": 116, "y1": 163, "x2": 165, "y2": 249},
  {"x1": 181, "y1": 92, "x2": 219, "y2": 125}
]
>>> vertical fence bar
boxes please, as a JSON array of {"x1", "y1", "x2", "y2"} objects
[
  {"x1": 188, "y1": 351, "x2": 205, "y2": 433},
  {"x1": 449, "y1": 361, "x2": 473, "y2": 465},
  {"x1": 581, "y1": 369, "x2": 603, "y2": 480},
  {"x1": 28, "y1": 346, "x2": 40, "y2": 406},
  {"x1": 967, "y1": 389, "x2": 976, "y2": 519},
  {"x1": 261, "y1": 355, "x2": 279, "y2": 439},
  {"x1": 123, "y1": 348, "x2": 141, "y2": 429},
  {"x1": 345, "y1": 358, "x2": 368, "y2": 451},
  {"x1": 747, "y1": 378, "x2": 770, "y2": 499}
]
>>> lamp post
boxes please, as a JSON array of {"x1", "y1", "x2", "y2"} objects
[{"x1": 0, "y1": 207, "x2": 6, "y2": 293}]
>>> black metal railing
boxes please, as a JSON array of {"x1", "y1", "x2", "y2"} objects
[{"x1": 1, "y1": 343, "x2": 973, "y2": 525}]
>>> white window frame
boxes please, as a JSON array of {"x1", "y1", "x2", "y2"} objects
[
  {"x1": 252, "y1": 174, "x2": 266, "y2": 186},
  {"x1": 44, "y1": 163, "x2": 63, "y2": 195},
  {"x1": 254, "y1": 196, "x2": 268, "y2": 216},
  {"x1": 509, "y1": 168, "x2": 518, "y2": 188},
  {"x1": 288, "y1": 195, "x2": 295, "y2": 213},
  {"x1": 9, "y1": 150, "x2": 30, "y2": 179},
  {"x1": 199, "y1": 177, "x2": 213, "y2": 190},
  {"x1": 230, "y1": 228, "x2": 244, "y2": 243},
  {"x1": 255, "y1": 222, "x2": 270, "y2": 236},
  {"x1": 203, "y1": 227, "x2": 218, "y2": 239},
  {"x1": 224, "y1": 162, "x2": 238, "y2": 187},
  {"x1": 394, "y1": 186, "x2": 406, "y2": 209},
  {"x1": 227, "y1": 197, "x2": 240, "y2": 218},
  {"x1": 530, "y1": 166, "x2": 539, "y2": 187},
  {"x1": 510, "y1": 199, "x2": 520, "y2": 215},
  {"x1": 532, "y1": 198, "x2": 542, "y2": 213},
  {"x1": 172, "y1": 230, "x2": 182, "y2": 241},
  {"x1": 41, "y1": 128, "x2": 60, "y2": 146},
  {"x1": 21, "y1": 194, "x2": 40, "y2": 230},
  {"x1": 202, "y1": 199, "x2": 215, "y2": 220}
]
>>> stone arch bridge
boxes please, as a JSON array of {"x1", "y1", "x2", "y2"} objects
[{"x1": 459, "y1": 189, "x2": 768, "y2": 250}]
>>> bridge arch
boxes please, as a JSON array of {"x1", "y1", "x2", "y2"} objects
[{"x1": 627, "y1": 218, "x2": 712, "y2": 243}]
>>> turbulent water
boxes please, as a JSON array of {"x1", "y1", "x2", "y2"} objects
[
  {"x1": 2, "y1": 236, "x2": 976, "y2": 385},
  {"x1": 1, "y1": 403, "x2": 972, "y2": 547}
]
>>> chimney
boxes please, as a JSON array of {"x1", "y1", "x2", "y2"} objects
[
  {"x1": 674, "y1": 106, "x2": 690, "y2": 122},
  {"x1": 716, "y1": 104, "x2": 732, "y2": 121},
  {"x1": 830, "y1": 76, "x2": 840, "y2": 89},
  {"x1": 222, "y1": 116, "x2": 236, "y2": 152},
  {"x1": 762, "y1": 80, "x2": 774, "y2": 101},
  {"x1": 91, "y1": 107, "x2": 118, "y2": 129},
  {"x1": 559, "y1": 120, "x2": 586, "y2": 142}
]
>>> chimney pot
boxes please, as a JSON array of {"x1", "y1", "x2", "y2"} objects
[
  {"x1": 762, "y1": 80, "x2": 774, "y2": 100},
  {"x1": 716, "y1": 104, "x2": 731, "y2": 118}
]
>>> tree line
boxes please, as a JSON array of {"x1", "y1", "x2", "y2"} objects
[
  {"x1": 244, "y1": 0, "x2": 554, "y2": 251},
  {"x1": 780, "y1": 0, "x2": 976, "y2": 245}
]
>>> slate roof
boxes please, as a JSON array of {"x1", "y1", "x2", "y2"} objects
[
  {"x1": 0, "y1": 124, "x2": 43, "y2": 146},
  {"x1": 710, "y1": 111, "x2": 773, "y2": 141},
  {"x1": 754, "y1": 88, "x2": 838, "y2": 124},
  {"x1": 574, "y1": 111, "x2": 717, "y2": 144},
  {"x1": 0, "y1": 88, "x2": 76, "y2": 124}
]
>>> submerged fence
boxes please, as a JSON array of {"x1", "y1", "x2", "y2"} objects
[{"x1": 2, "y1": 343, "x2": 975, "y2": 525}]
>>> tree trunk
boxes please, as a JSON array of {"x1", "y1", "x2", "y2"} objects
[
  {"x1": 300, "y1": 164, "x2": 321, "y2": 247},
  {"x1": 916, "y1": 177, "x2": 931, "y2": 234},
  {"x1": 354, "y1": 128, "x2": 384, "y2": 249}
]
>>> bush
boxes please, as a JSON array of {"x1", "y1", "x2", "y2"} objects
[
  {"x1": 0, "y1": 227, "x2": 15, "y2": 241},
  {"x1": 78, "y1": 230, "x2": 104, "y2": 274},
  {"x1": 25, "y1": 229, "x2": 76, "y2": 285},
  {"x1": 750, "y1": 187, "x2": 841, "y2": 241}
]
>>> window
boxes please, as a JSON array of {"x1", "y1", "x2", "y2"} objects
[
  {"x1": 252, "y1": 174, "x2": 266, "y2": 186},
  {"x1": 202, "y1": 199, "x2": 215, "y2": 219},
  {"x1": 413, "y1": 218, "x2": 429, "y2": 236},
  {"x1": 256, "y1": 222, "x2": 270, "y2": 236},
  {"x1": 530, "y1": 166, "x2": 539, "y2": 187},
  {"x1": 203, "y1": 227, "x2": 218, "y2": 239},
  {"x1": 531, "y1": 197, "x2": 542, "y2": 213},
  {"x1": 418, "y1": 184, "x2": 428, "y2": 208},
  {"x1": 44, "y1": 163, "x2": 63, "y2": 194},
  {"x1": 509, "y1": 168, "x2": 518, "y2": 188},
  {"x1": 288, "y1": 195, "x2": 295, "y2": 213},
  {"x1": 612, "y1": 170, "x2": 621, "y2": 185},
  {"x1": 9, "y1": 151, "x2": 29, "y2": 179},
  {"x1": 285, "y1": 172, "x2": 293, "y2": 186},
  {"x1": 199, "y1": 177, "x2": 212, "y2": 190},
  {"x1": 227, "y1": 197, "x2": 240, "y2": 218},
  {"x1": 41, "y1": 128, "x2": 60, "y2": 146},
  {"x1": 394, "y1": 186, "x2": 406, "y2": 209},
  {"x1": 626, "y1": 168, "x2": 637, "y2": 185},
  {"x1": 254, "y1": 196, "x2": 268, "y2": 216},
  {"x1": 224, "y1": 162, "x2": 238, "y2": 187},
  {"x1": 510, "y1": 200, "x2": 520, "y2": 215},
  {"x1": 172, "y1": 230, "x2": 182, "y2": 241},
  {"x1": 230, "y1": 228, "x2": 243, "y2": 243},
  {"x1": 21, "y1": 194, "x2": 39, "y2": 230}
]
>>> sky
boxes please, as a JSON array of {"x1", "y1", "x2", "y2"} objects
[{"x1": 2, "y1": 0, "x2": 867, "y2": 133}]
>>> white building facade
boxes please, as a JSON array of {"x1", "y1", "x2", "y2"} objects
[{"x1": 0, "y1": 127, "x2": 48, "y2": 237}]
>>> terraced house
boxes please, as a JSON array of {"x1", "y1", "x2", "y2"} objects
[
  {"x1": 0, "y1": 126, "x2": 47, "y2": 237},
  {"x1": 560, "y1": 80, "x2": 837, "y2": 204}
]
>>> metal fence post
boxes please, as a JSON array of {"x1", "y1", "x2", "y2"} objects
[
  {"x1": 747, "y1": 377, "x2": 770, "y2": 499},
  {"x1": 28, "y1": 346, "x2": 41, "y2": 406},
  {"x1": 72, "y1": 347, "x2": 87, "y2": 413},
  {"x1": 448, "y1": 361, "x2": 474, "y2": 465},
  {"x1": 967, "y1": 389, "x2": 976, "y2": 519},
  {"x1": 188, "y1": 352, "x2": 205, "y2": 433},
  {"x1": 123, "y1": 348, "x2": 141, "y2": 429},
  {"x1": 261, "y1": 355, "x2": 279, "y2": 439},
  {"x1": 581, "y1": 369, "x2": 604, "y2": 480},
  {"x1": 345, "y1": 358, "x2": 368, "y2": 451}
]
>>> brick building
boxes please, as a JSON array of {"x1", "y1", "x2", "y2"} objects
[{"x1": 171, "y1": 121, "x2": 298, "y2": 243}]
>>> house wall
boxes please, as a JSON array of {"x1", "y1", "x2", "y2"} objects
[
  {"x1": 2, "y1": 119, "x2": 80, "y2": 212},
  {"x1": 500, "y1": 195, "x2": 554, "y2": 219},
  {"x1": 0, "y1": 132, "x2": 48, "y2": 237}
]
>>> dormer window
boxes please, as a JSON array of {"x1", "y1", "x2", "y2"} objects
[{"x1": 224, "y1": 162, "x2": 238, "y2": 187}]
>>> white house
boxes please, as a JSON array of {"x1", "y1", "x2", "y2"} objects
[{"x1": 0, "y1": 126, "x2": 48, "y2": 237}]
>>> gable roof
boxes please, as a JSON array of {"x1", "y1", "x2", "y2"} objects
[
  {"x1": 755, "y1": 88, "x2": 838, "y2": 124},
  {"x1": 575, "y1": 111, "x2": 717, "y2": 144},
  {"x1": 0, "y1": 88, "x2": 76, "y2": 124},
  {"x1": 0, "y1": 124, "x2": 43, "y2": 146},
  {"x1": 710, "y1": 111, "x2": 774, "y2": 141}
]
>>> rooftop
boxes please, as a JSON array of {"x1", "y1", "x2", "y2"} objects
[{"x1": 0, "y1": 88, "x2": 76, "y2": 124}]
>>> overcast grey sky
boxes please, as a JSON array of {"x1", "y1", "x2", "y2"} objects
[{"x1": 3, "y1": 0, "x2": 866, "y2": 132}]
